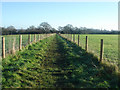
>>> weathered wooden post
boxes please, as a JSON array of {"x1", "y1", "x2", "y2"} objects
[
  {"x1": 69, "y1": 34, "x2": 71, "y2": 40},
  {"x1": 74, "y1": 34, "x2": 75, "y2": 43},
  {"x1": 2, "y1": 37, "x2": 5, "y2": 58},
  {"x1": 34, "y1": 34, "x2": 36, "y2": 42},
  {"x1": 78, "y1": 35, "x2": 80, "y2": 46},
  {"x1": 12, "y1": 38, "x2": 16, "y2": 54},
  {"x1": 85, "y1": 36, "x2": 88, "y2": 51},
  {"x1": 39, "y1": 34, "x2": 40, "y2": 40},
  {"x1": 67, "y1": 34, "x2": 69, "y2": 40},
  {"x1": 40, "y1": 34, "x2": 41, "y2": 40},
  {"x1": 68, "y1": 34, "x2": 69, "y2": 40},
  {"x1": 42, "y1": 34, "x2": 43, "y2": 40},
  {"x1": 46, "y1": 34, "x2": 47, "y2": 38},
  {"x1": 28, "y1": 34, "x2": 31, "y2": 44},
  {"x1": 100, "y1": 39, "x2": 104, "y2": 62},
  {"x1": 72, "y1": 34, "x2": 73, "y2": 42},
  {"x1": 71, "y1": 34, "x2": 72, "y2": 41},
  {"x1": 73, "y1": 34, "x2": 75, "y2": 42},
  {"x1": 19, "y1": 35, "x2": 22, "y2": 51},
  {"x1": 36, "y1": 34, "x2": 39, "y2": 41}
]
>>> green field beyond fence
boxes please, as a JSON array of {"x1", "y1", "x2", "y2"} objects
[
  {"x1": 1, "y1": 34, "x2": 119, "y2": 88},
  {"x1": 62, "y1": 34, "x2": 118, "y2": 70},
  {"x1": 0, "y1": 34, "x2": 53, "y2": 58}
]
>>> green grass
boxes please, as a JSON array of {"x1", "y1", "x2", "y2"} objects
[
  {"x1": 2, "y1": 34, "x2": 119, "y2": 88},
  {"x1": 64, "y1": 34, "x2": 118, "y2": 67},
  {"x1": 2, "y1": 35, "x2": 54, "y2": 88},
  {"x1": 81, "y1": 34, "x2": 118, "y2": 62},
  {"x1": 0, "y1": 34, "x2": 47, "y2": 57}
]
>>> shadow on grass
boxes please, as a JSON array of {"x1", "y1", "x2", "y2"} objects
[{"x1": 53, "y1": 35, "x2": 118, "y2": 88}]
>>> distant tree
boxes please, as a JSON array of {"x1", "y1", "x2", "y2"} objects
[
  {"x1": 0, "y1": 27, "x2": 2, "y2": 35},
  {"x1": 7, "y1": 26, "x2": 15, "y2": 30},
  {"x1": 18, "y1": 28, "x2": 26, "y2": 34},
  {"x1": 60, "y1": 24, "x2": 75, "y2": 34},
  {"x1": 39, "y1": 22, "x2": 52, "y2": 33},
  {"x1": 1, "y1": 23, "x2": 119, "y2": 35},
  {"x1": 28, "y1": 25, "x2": 36, "y2": 30},
  {"x1": 2, "y1": 26, "x2": 17, "y2": 35},
  {"x1": 50, "y1": 28, "x2": 57, "y2": 33},
  {"x1": 58, "y1": 26, "x2": 63, "y2": 31}
]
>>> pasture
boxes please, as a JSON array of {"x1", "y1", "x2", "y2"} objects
[{"x1": 1, "y1": 34, "x2": 119, "y2": 88}]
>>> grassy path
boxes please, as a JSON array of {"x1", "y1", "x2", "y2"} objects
[
  {"x1": 32, "y1": 34, "x2": 118, "y2": 88},
  {"x1": 39, "y1": 34, "x2": 75, "y2": 87},
  {"x1": 2, "y1": 34, "x2": 119, "y2": 88}
]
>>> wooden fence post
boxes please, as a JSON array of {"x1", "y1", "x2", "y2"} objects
[
  {"x1": 19, "y1": 35, "x2": 22, "y2": 51},
  {"x1": 73, "y1": 34, "x2": 75, "y2": 42},
  {"x1": 78, "y1": 35, "x2": 80, "y2": 46},
  {"x1": 67, "y1": 34, "x2": 69, "y2": 40},
  {"x1": 69, "y1": 34, "x2": 71, "y2": 40},
  {"x1": 28, "y1": 34, "x2": 31, "y2": 44},
  {"x1": 34, "y1": 34, "x2": 36, "y2": 42},
  {"x1": 37, "y1": 34, "x2": 38, "y2": 41},
  {"x1": 2, "y1": 37, "x2": 5, "y2": 58},
  {"x1": 85, "y1": 36, "x2": 88, "y2": 51},
  {"x1": 46, "y1": 34, "x2": 47, "y2": 38},
  {"x1": 40, "y1": 34, "x2": 41, "y2": 40},
  {"x1": 68, "y1": 34, "x2": 69, "y2": 40},
  {"x1": 72, "y1": 34, "x2": 73, "y2": 42},
  {"x1": 74, "y1": 34, "x2": 76, "y2": 43},
  {"x1": 100, "y1": 39, "x2": 104, "y2": 62},
  {"x1": 12, "y1": 38, "x2": 16, "y2": 54},
  {"x1": 39, "y1": 34, "x2": 40, "y2": 40}
]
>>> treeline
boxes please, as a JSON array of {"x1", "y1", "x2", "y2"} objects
[
  {"x1": 58, "y1": 24, "x2": 119, "y2": 34},
  {"x1": 1, "y1": 22, "x2": 57, "y2": 35},
  {"x1": 0, "y1": 22, "x2": 119, "y2": 35}
]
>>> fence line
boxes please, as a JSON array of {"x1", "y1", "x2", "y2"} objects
[
  {"x1": 19, "y1": 35, "x2": 22, "y2": 51},
  {"x1": 60, "y1": 34, "x2": 119, "y2": 73},
  {"x1": 85, "y1": 36, "x2": 88, "y2": 51},
  {"x1": 1, "y1": 34, "x2": 54, "y2": 59},
  {"x1": 2, "y1": 37, "x2": 5, "y2": 58},
  {"x1": 100, "y1": 39, "x2": 104, "y2": 62},
  {"x1": 78, "y1": 35, "x2": 80, "y2": 46},
  {"x1": 60, "y1": 34, "x2": 104, "y2": 63}
]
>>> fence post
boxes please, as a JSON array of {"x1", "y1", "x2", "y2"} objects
[
  {"x1": 72, "y1": 34, "x2": 73, "y2": 42},
  {"x1": 74, "y1": 34, "x2": 76, "y2": 43},
  {"x1": 85, "y1": 36, "x2": 88, "y2": 51},
  {"x1": 12, "y1": 38, "x2": 16, "y2": 54},
  {"x1": 78, "y1": 35, "x2": 79, "y2": 46},
  {"x1": 39, "y1": 34, "x2": 40, "y2": 40},
  {"x1": 100, "y1": 39, "x2": 104, "y2": 62},
  {"x1": 19, "y1": 35, "x2": 22, "y2": 51},
  {"x1": 2, "y1": 37, "x2": 5, "y2": 58},
  {"x1": 73, "y1": 34, "x2": 75, "y2": 42},
  {"x1": 46, "y1": 34, "x2": 47, "y2": 38},
  {"x1": 28, "y1": 34, "x2": 31, "y2": 44},
  {"x1": 34, "y1": 34, "x2": 36, "y2": 42},
  {"x1": 40, "y1": 34, "x2": 41, "y2": 40}
]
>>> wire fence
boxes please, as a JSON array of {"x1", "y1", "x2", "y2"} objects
[
  {"x1": 61, "y1": 34, "x2": 119, "y2": 71},
  {"x1": 1, "y1": 34, "x2": 54, "y2": 59}
]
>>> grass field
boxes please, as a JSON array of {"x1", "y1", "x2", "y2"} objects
[
  {"x1": 0, "y1": 34, "x2": 48, "y2": 57},
  {"x1": 68, "y1": 34, "x2": 118, "y2": 65},
  {"x1": 2, "y1": 34, "x2": 119, "y2": 88}
]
